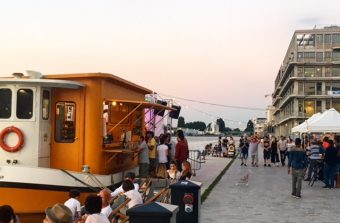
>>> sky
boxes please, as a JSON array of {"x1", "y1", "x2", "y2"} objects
[{"x1": 0, "y1": 0, "x2": 340, "y2": 129}]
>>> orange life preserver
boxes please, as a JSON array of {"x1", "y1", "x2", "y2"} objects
[{"x1": 0, "y1": 126, "x2": 24, "y2": 153}]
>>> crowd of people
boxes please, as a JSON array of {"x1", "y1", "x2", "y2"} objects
[
  {"x1": 0, "y1": 129, "x2": 193, "y2": 223},
  {"x1": 237, "y1": 134, "x2": 340, "y2": 199},
  {"x1": 135, "y1": 129, "x2": 192, "y2": 181}
]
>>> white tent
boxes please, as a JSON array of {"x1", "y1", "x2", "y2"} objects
[
  {"x1": 291, "y1": 112, "x2": 321, "y2": 133},
  {"x1": 292, "y1": 108, "x2": 340, "y2": 133}
]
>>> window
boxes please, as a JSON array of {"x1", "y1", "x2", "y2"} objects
[
  {"x1": 325, "y1": 51, "x2": 332, "y2": 58},
  {"x1": 316, "y1": 52, "x2": 323, "y2": 62},
  {"x1": 325, "y1": 82, "x2": 331, "y2": 93},
  {"x1": 325, "y1": 34, "x2": 332, "y2": 43},
  {"x1": 110, "y1": 103, "x2": 130, "y2": 124},
  {"x1": 304, "y1": 52, "x2": 315, "y2": 58},
  {"x1": 304, "y1": 82, "x2": 315, "y2": 95},
  {"x1": 304, "y1": 100, "x2": 315, "y2": 116},
  {"x1": 298, "y1": 82, "x2": 303, "y2": 94},
  {"x1": 55, "y1": 102, "x2": 76, "y2": 143},
  {"x1": 326, "y1": 100, "x2": 331, "y2": 109},
  {"x1": 316, "y1": 34, "x2": 323, "y2": 44},
  {"x1": 42, "y1": 90, "x2": 50, "y2": 120},
  {"x1": 298, "y1": 100, "x2": 303, "y2": 113},
  {"x1": 0, "y1": 88, "x2": 11, "y2": 119},
  {"x1": 333, "y1": 100, "x2": 340, "y2": 112},
  {"x1": 332, "y1": 34, "x2": 340, "y2": 43},
  {"x1": 304, "y1": 67, "x2": 316, "y2": 77},
  {"x1": 325, "y1": 67, "x2": 331, "y2": 77},
  {"x1": 332, "y1": 51, "x2": 340, "y2": 61},
  {"x1": 332, "y1": 67, "x2": 340, "y2": 77},
  {"x1": 297, "y1": 67, "x2": 303, "y2": 77},
  {"x1": 316, "y1": 67, "x2": 322, "y2": 77},
  {"x1": 316, "y1": 82, "x2": 322, "y2": 95},
  {"x1": 316, "y1": 101, "x2": 322, "y2": 113},
  {"x1": 17, "y1": 89, "x2": 33, "y2": 119},
  {"x1": 332, "y1": 82, "x2": 340, "y2": 92}
]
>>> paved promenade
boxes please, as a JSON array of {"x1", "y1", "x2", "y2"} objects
[
  {"x1": 202, "y1": 156, "x2": 340, "y2": 223},
  {"x1": 191, "y1": 156, "x2": 232, "y2": 194}
]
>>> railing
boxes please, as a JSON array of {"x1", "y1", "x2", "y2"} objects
[{"x1": 188, "y1": 150, "x2": 205, "y2": 176}]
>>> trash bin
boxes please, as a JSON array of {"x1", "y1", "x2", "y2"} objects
[
  {"x1": 170, "y1": 180, "x2": 202, "y2": 223},
  {"x1": 126, "y1": 201, "x2": 178, "y2": 223}
]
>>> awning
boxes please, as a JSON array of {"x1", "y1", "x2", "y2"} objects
[
  {"x1": 104, "y1": 99, "x2": 176, "y2": 133},
  {"x1": 104, "y1": 99, "x2": 176, "y2": 111}
]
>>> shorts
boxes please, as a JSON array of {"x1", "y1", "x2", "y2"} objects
[{"x1": 263, "y1": 150, "x2": 271, "y2": 160}]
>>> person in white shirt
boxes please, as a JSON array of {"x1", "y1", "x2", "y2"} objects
[
  {"x1": 110, "y1": 172, "x2": 139, "y2": 198},
  {"x1": 122, "y1": 180, "x2": 143, "y2": 209},
  {"x1": 98, "y1": 188, "x2": 112, "y2": 219},
  {"x1": 278, "y1": 136, "x2": 288, "y2": 166},
  {"x1": 83, "y1": 194, "x2": 109, "y2": 223},
  {"x1": 64, "y1": 189, "x2": 81, "y2": 221},
  {"x1": 156, "y1": 136, "x2": 168, "y2": 178}
]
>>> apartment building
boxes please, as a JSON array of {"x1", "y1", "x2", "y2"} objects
[{"x1": 272, "y1": 26, "x2": 340, "y2": 137}]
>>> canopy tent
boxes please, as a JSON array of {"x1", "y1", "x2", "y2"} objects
[
  {"x1": 291, "y1": 112, "x2": 321, "y2": 133},
  {"x1": 291, "y1": 108, "x2": 340, "y2": 133}
]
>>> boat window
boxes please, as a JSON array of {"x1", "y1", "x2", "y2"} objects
[
  {"x1": 0, "y1": 88, "x2": 12, "y2": 119},
  {"x1": 42, "y1": 90, "x2": 50, "y2": 120},
  {"x1": 17, "y1": 89, "x2": 33, "y2": 119},
  {"x1": 110, "y1": 103, "x2": 130, "y2": 124},
  {"x1": 55, "y1": 102, "x2": 76, "y2": 143}
]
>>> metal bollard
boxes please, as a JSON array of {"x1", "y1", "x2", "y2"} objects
[
  {"x1": 170, "y1": 180, "x2": 202, "y2": 223},
  {"x1": 126, "y1": 202, "x2": 178, "y2": 223}
]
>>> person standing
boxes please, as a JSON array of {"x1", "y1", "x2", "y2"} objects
[
  {"x1": 146, "y1": 131, "x2": 157, "y2": 177},
  {"x1": 135, "y1": 135, "x2": 149, "y2": 178},
  {"x1": 270, "y1": 136, "x2": 280, "y2": 167},
  {"x1": 288, "y1": 138, "x2": 307, "y2": 199},
  {"x1": 175, "y1": 130, "x2": 189, "y2": 171},
  {"x1": 249, "y1": 137, "x2": 259, "y2": 167},
  {"x1": 156, "y1": 135, "x2": 168, "y2": 178},
  {"x1": 304, "y1": 139, "x2": 324, "y2": 181},
  {"x1": 240, "y1": 136, "x2": 249, "y2": 166},
  {"x1": 323, "y1": 138, "x2": 338, "y2": 188},
  {"x1": 263, "y1": 136, "x2": 271, "y2": 166},
  {"x1": 278, "y1": 136, "x2": 288, "y2": 166}
]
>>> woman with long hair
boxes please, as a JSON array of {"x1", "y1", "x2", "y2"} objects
[
  {"x1": 167, "y1": 160, "x2": 181, "y2": 182},
  {"x1": 179, "y1": 160, "x2": 192, "y2": 181}
]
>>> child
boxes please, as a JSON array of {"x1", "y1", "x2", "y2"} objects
[
  {"x1": 64, "y1": 189, "x2": 81, "y2": 221},
  {"x1": 241, "y1": 137, "x2": 249, "y2": 166}
]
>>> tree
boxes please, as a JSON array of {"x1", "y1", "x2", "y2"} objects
[
  {"x1": 216, "y1": 118, "x2": 226, "y2": 132},
  {"x1": 177, "y1": 116, "x2": 185, "y2": 128},
  {"x1": 185, "y1": 121, "x2": 207, "y2": 131},
  {"x1": 244, "y1": 120, "x2": 254, "y2": 133},
  {"x1": 233, "y1": 128, "x2": 241, "y2": 132}
]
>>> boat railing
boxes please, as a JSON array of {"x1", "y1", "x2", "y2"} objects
[{"x1": 188, "y1": 150, "x2": 206, "y2": 176}]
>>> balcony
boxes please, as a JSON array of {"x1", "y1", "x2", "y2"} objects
[{"x1": 274, "y1": 111, "x2": 311, "y2": 125}]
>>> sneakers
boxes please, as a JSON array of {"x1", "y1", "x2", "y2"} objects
[
  {"x1": 264, "y1": 164, "x2": 267, "y2": 167},
  {"x1": 268, "y1": 164, "x2": 271, "y2": 167},
  {"x1": 275, "y1": 163, "x2": 279, "y2": 167},
  {"x1": 295, "y1": 195, "x2": 302, "y2": 199},
  {"x1": 241, "y1": 163, "x2": 244, "y2": 166},
  {"x1": 244, "y1": 164, "x2": 247, "y2": 166}
]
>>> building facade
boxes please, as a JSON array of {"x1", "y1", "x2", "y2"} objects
[{"x1": 272, "y1": 26, "x2": 340, "y2": 137}]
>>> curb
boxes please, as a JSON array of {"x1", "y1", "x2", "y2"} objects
[{"x1": 201, "y1": 154, "x2": 238, "y2": 203}]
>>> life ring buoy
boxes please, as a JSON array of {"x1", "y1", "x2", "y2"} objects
[{"x1": 0, "y1": 126, "x2": 24, "y2": 153}]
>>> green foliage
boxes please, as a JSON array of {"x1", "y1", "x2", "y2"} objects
[
  {"x1": 185, "y1": 121, "x2": 206, "y2": 131},
  {"x1": 177, "y1": 116, "x2": 185, "y2": 128},
  {"x1": 233, "y1": 128, "x2": 241, "y2": 132},
  {"x1": 244, "y1": 120, "x2": 254, "y2": 133},
  {"x1": 216, "y1": 118, "x2": 226, "y2": 132}
]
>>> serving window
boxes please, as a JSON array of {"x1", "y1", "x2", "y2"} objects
[
  {"x1": 55, "y1": 102, "x2": 76, "y2": 143},
  {"x1": 0, "y1": 88, "x2": 12, "y2": 119}
]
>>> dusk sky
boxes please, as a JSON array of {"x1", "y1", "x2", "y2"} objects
[{"x1": 1, "y1": 0, "x2": 340, "y2": 129}]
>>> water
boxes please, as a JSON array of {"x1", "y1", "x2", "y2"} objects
[{"x1": 186, "y1": 136, "x2": 240, "y2": 151}]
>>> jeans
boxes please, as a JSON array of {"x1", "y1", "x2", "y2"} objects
[
  {"x1": 323, "y1": 163, "x2": 338, "y2": 188},
  {"x1": 280, "y1": 151, "x2": 287, "y2": 166},
  {"x1": 292, "y1": 168, "x2": 305, "y2": 197},
  {"x1": 306, "y1": 159, "x2": 318, "y2": 180}
]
